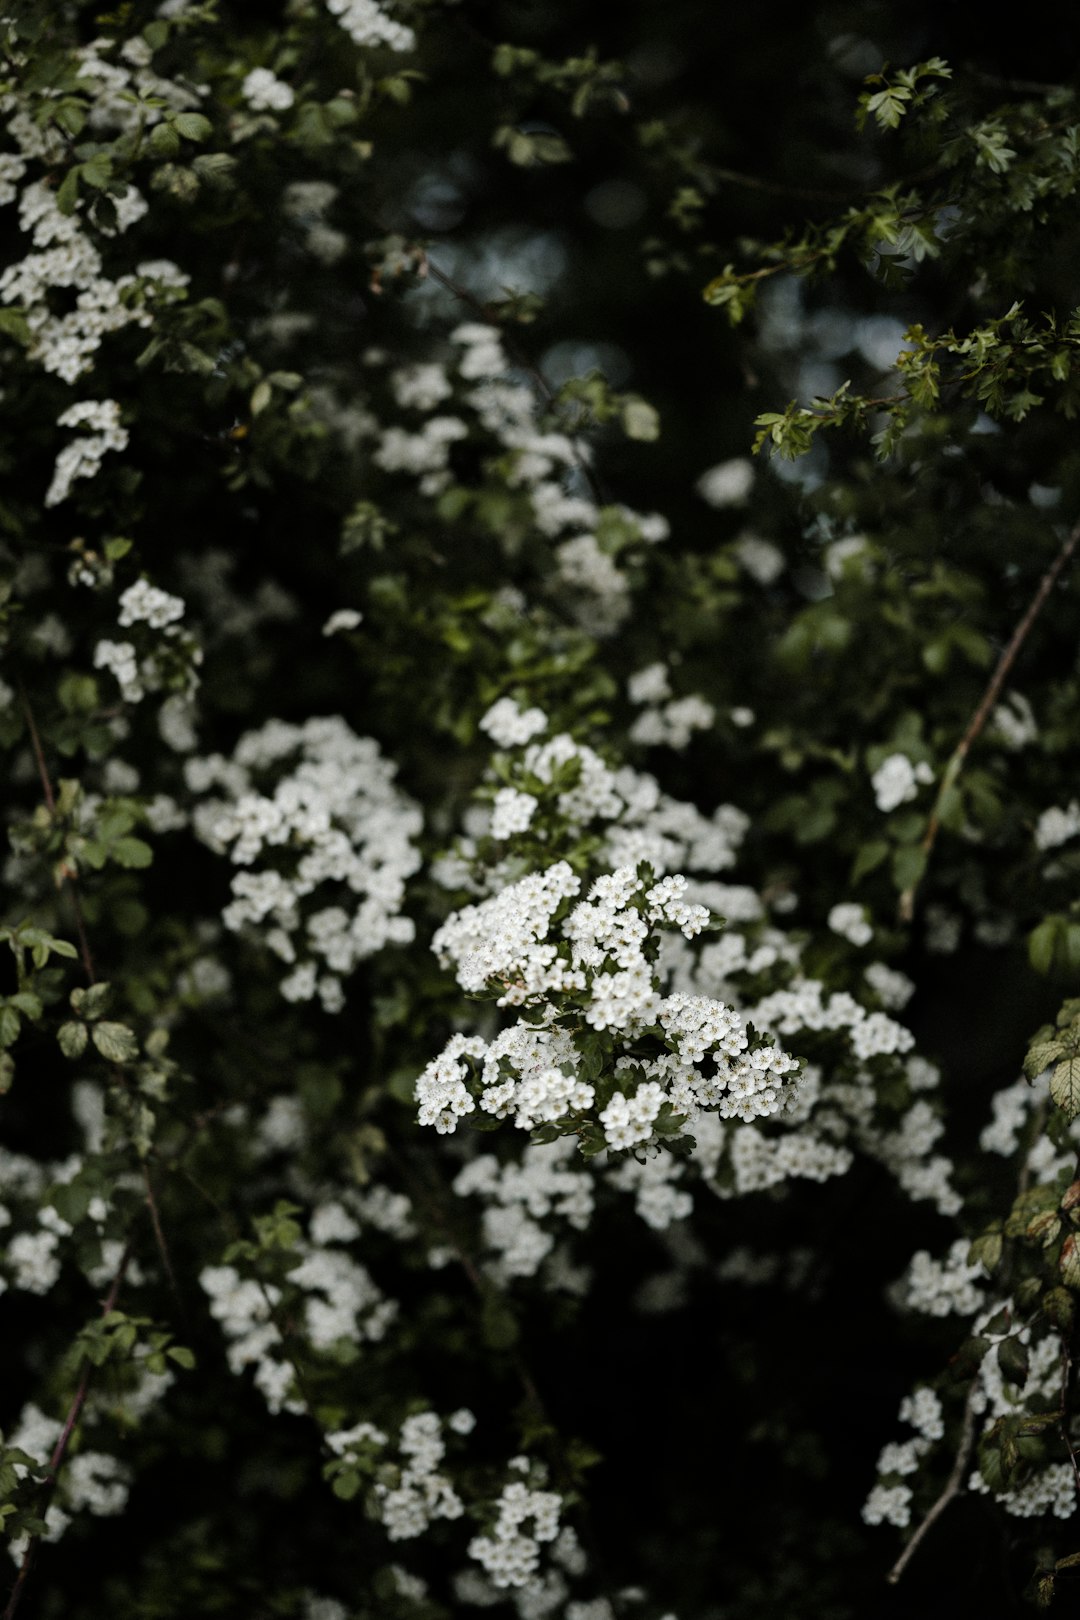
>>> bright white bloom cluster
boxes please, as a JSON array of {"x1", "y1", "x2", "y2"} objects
[
  {"x1": 480, "y1": 697, "x2": 549, "y2": 749},
  {"x1": 827, "y1": 902, "x2": 872, "y2": 947},
  {"x1": 861, "y1": 1386, "x2": 946, "y2": 1531},
  {"x1": 322, "y1": 608, "x2": 362, "y2": 635},
  {"x1": 373, "y1": 1412, "x2": 465, "y2": 1540},
  {"x1": 93, "y1": 639, "x2": 143, "y2": 703},
  {"x1": 4, "y1": 1404, "x2": 131, "y2": 1564},
  {"x1": 391, "y1": 362, "x2": 453, "y2": 411},
  {"x1": 467, "y1": 1474, "x2": 562, "y2": 1588},
  {"x1": 418, "y1": 863, "x2": 797, "y2": 1145},
  {"x1": 863, "y1": 961, "x2": 915, "y2": 1010},
  {"x1": 242, "y1": 67, "x2": 295, "y2": 111},
  {"x1": 118, "y1": 579, "x2": 185, "y2": 629},
  {"x1": 189, "y1": 716, "x2": 422, "y2": 1009},
  {"x1": 490, "y1": 787, "x2": 539, "y2": 841},
  {"x1": 871, "y1": 753, "x2": 934, "y2": 813},
  {"x1": 696, "y1": 457, "x2": 754, "y2": 508},
  {"x1": 199, "y1": 1264, "x2": 295, "y2": 1414},
  {"x1": 325, "y1": 0, "x2": 417, "y2": 52},
  {"x1": 0, "y1": 174, "x2": 188, "y2": 384},
  {"x1": 970, "y1": 1463, "x2": 1077, "y2": 1519},
  {"x1": 627, "y1": 663, "x2": 671, "y2": 705},
  {"x1": 899, "y1": 1239, "x2": 986, "y2": 1318},
  {"x1": 991, "y1": 691, "x2": 1037, "y2": 749},
  {"x1": 1035, "y1": 801, "x2": 1080, "y2": 851},
  {"x1": 45, "y1": 399, "x2": 128, "y2": 507},
  {"x1": 629, "y1": 694, "x2": 716, "y2": 751},
  {"x1": 860, "y1": 1482, "x2": 912, "y2": 1528},
  {"x1": 732, "y1": 534, "x2": 784, "y2": 585},
  {"x1": 454, "y1": 1139, "x2": 594, "y2": 1281},
  {"x1": 374, "y1": 415, "x2": 467, "y2": 495}
]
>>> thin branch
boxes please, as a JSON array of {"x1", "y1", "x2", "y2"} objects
[
  {"x1": 899, "y1": 516, "x2": 1080, "y2": 923},
  {"x1": 1058, "y1": 1343, "x2": 1080, "y2": 1497},
  {"x1": 887, "y1": 1383, "x2": 979, "y2": 1585},
  {"x1": 2, "y1": 1244, "x2": 133, "y2": 1620},
  {"x1": 16, "y1": 683, "x2": 184, "y2": 1319}
]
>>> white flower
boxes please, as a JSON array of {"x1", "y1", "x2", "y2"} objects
[
  {"x1": 871, "y1": 753, "x2": 932, "y2": 813},
  {"x1": 696, "y1": 457, "x2": 754, "y2": 507},
  {"x1": 479, "y1": 698, "x2": 548, "y2": 749},
  {"x1": 242, "y1": 68, "x2": 295, "y2": 112},
  {"x1": 322, "y1": 609, "x2": 363, "y2": 636},
  {"x1": 827, "y1": 902, "x2": 872, "y2": 947}
]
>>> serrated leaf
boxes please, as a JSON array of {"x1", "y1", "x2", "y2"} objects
[
  {"x1": 110, "y1": 837, "x2": 153, "y2": 869},
  {"x1": 174, "y1": 112, "x2": 212, "y2": 141},
  {"x1": 1025, "y1": 1039, "x2": 1066, "y2": 1080},
  {"x1": 1051, "y1": 1055, "x2": 1080, "y2": 1120},
  {"x1": 92, "y1": 1022, "x2": 138, "y2": 1063},
  {"x1": 1060, "y1": 1234, "x2": 1080, "y2": 1290},
  {"x1": 1043, "y1": 1287, "x2": 1075, "y2": 1330},
  {"x1": 58, "y1": 1020, "x2": 89, "y2": 1059}
]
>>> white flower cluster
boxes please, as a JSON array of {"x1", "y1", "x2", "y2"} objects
[
  {"x1": 118, "y1": 579, "x2": 185, "y2": 629},
  {"x1": 732, "y1": 533, "x2": 784, "y2": 585},
  {"x1": 696, "y1": 457, "x2": 754, "y2": 508},
  {"x1": 1035, "y1": 801, "x2": 1080, "y2": 851},
  {"x1": 418, "y1": 863, "x2": 797, "y2": 1146},
  {"x1": 479, "y1": 697, "x2": 550, "y2": 749},
  {"x1": 991, "y1": 691, "x2": 1037, "y2": 749},
  {"x1": 871, "y1": 753, "x2": 934, "y2": 813},
  {"x1": 325, "y1": 0, "x2": 417, "y2": 53},
  {"x1": 242, "y1": 67, "x2": 295, "y2": 111},
  {"x1": 970, "y1": 1462, "x2": 1077, "y2": 1519},
  {"x1": 189, "y1": 716, "x2": 422, "y2": 1010},
  {"x1": 92, "y1": 579, "x2": 197, "y2": 708},
  {"x1": 453, "y1": 1139, "x2": 594, "y2": 1281},
  {"x1": 5, "y1": 1403, "x2": 132, "y2": 1565},
  {"x1": 0, "y1": 174, "x2": 188, "y2": 384},
  {"x1": 629, "y1": 693, "x2": 716, "y2": 752},
  {"x1": 898, "y1": 1239, "x2": 986, "y2": 1318},
  {"x1": 392, "y1": 362, "x2": 453, "y2": 411},
  {"x1": 468, "y1": 1472, "x2": 562, "y2": 1588},
  {"x1": 199, "y1": 1264, "x2": 296, "y2": 1414},
  {"x1": 827, "y1": 902, "x2": 872, "y2": 947},
  {"x1": 372, "y1": 1412, "x2": 465, "y2": 1540},
  {"x1": 45, "y1": 399, "x2": 128, "y2": 507},
  {"x1": 861, "y1": 1386, "x2": 945, "y2": 1530},
  {"x1": 748, "y1": 977, "x2": 914, "y2": 1066}
]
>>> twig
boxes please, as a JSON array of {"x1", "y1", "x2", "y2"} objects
[
  {"x1": 887, "y1": 1384, "x2": 979, "y2": 1584},
  {"x1": 1058, "y1": 1343, "x2": 1080, "y2": 1497},
  {"x1": 899, "y1": 516, "x2": 1080, "y2": 922},
  {"x1": 16, "y1": 683, "x2": 184, "y2": 1319},
  {"x1": 2, "y1": 1244, "x2": 133, "y2": 1620}
]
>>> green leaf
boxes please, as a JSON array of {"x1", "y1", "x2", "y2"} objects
[
  {"x1": 997, "y1": 1336, "x2": 1030, "y2": 1389},
  {"x1": 166, "y1": 1346, "x2": 196, "y2": 1370},
  {"x1": 58, "y1": 1020, "x2": 89, "y2": 1059},
  {"x1": 149, "y1": 122, "x2": 181, "y2": 158},
  {"x1": 55, "y1": 167, "x2": 80, "y2": 214},
  {"x1": 1025, "y1": 1039, "x2": 1066, "y2": 1080},
  {"x1": 1060, "y1": 1234, "x2": 1080, "y2": 1290},
  {"x1": 1051, "y1": 1055, "x2": 1080, "y2": 1121},
  {"x1": 110, "y1": 837, "x2": 153, "y2": 869},
  {"x1": 173, "y1": 112, "x2": 212, "y2": 142},
  {"x1": 0, "y1": 1006, "x2": 19, "y2": 1047},
  {"x1": 92, "y1": 1022, "x2": 139, "y2": 1063}
]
